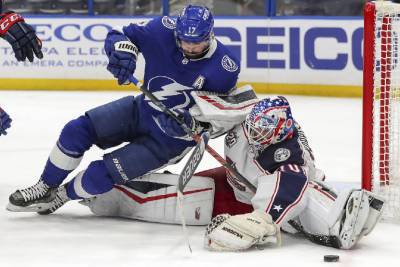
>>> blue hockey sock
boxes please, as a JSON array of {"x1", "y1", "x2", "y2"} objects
[
  {"x1": 42, "y1": 115, "x2": 96, "y2": 186},
  {"x1": 66, "y1": 160, "x2": 114, "y2": 200}
]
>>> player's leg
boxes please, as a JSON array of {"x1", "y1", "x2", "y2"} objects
[
  {"x1": 7, "y1": 96, "x2": 137, "y2": 212},
  {"x1": 294, "y1": 182, "x2": 384, "y2": 249},
  {"x1": 38, "y1": 130, "x2": 194, "y2": 214}
]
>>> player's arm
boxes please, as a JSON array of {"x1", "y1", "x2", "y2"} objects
[
  {"x1": 104, "y1": 19, "x2": 158, "y2": 85},
  {"x1": 0, "y1": 106, "x2": 12, "y2": 136},
  {"x1": 0, "y1": 10, "x2": 43, "y2": 62}
]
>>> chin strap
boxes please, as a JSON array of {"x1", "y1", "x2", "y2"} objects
[{"x1": 179, "y1": 34, "x2": 216, "y2": 61}]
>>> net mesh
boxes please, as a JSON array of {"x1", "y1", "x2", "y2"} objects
[{"x1": 373, "y1": 2, "x2": 400, "y2": 221}]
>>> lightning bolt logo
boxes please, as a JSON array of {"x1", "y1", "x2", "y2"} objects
[{"x1": 146, "y1": 76, "x2": 192, "y2": 111}]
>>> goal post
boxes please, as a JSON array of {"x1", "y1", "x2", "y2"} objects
[{"x1": 363, "y1": 0, "x2": 400, "y2": 222}]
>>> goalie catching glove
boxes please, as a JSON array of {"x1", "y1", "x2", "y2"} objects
[
  {"x1": 0, "y1": 12, "x2": 43, "y2": 62},
  {"x1": 204, "y1": 210, "x2": 281, "y2": 251}
]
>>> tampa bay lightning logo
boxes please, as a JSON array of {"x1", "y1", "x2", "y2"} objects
[
  {"x1": 221, "y1": 55, "x2": 238, "y2": 72},
  {"x1": 146, "y1": 76, "x2": 192, "y2": 111},
  {"x1": 161, "y1": 16, "x2": 176, "y2": 29}
]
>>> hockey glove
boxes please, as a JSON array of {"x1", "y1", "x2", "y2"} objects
[
  {"x1": 105, "y1": 31, "x2": 139, "y2": 85},
  {"x1": 0, "y1": 12, "x2": 43, "y2": 62},
  {"x1": 157, "y1": 109, "x2": 208, "y2": 138},
  {"x1": 0, "y1": 107, "x2": 12, "y2": 136},
  {"x1": 204, "y1": 210, "x2": 281, "y2": 251}
]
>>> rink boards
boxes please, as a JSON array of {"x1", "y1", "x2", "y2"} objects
[{"x1": 0, "y1": 16, "x2": 363, "y2": 96}]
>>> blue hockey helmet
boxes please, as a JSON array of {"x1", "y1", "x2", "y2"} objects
[
  {"x1": 175, "y1": 5, "x2": 214, "y2": 57},
  {"x1": 244, "y1": 96, "x2": 295, "y2": 149},
  {"x1": 175, "y1": 5, "x2": 214, "y2": 43}
]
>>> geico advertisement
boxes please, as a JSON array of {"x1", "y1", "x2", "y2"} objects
[{"x1": 0, "y1": 17, "x2": 363, "y2": 86}]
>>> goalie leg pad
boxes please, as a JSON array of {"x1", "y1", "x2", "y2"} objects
[
  {"x1": 332, "y1": 189, "x2": 384, "y2": 249},
  {"x1": 82, "y1": 173, "x2": 215, "y2": 225}
]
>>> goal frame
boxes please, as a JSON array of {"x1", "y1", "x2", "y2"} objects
[
  {"x1": 362, "y1": 1, "x2": 376, "y2": 192},
  {"x1": 362, "y1": 1, "x2": 393, "y2": 192}
]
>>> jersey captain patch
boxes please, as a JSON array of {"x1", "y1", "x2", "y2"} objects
[
  {"x1": 274, "y1": 148, "x2": 291, "y2": 162},
  {"x1": 192, "y1": 75, "x2": 205, "y2": 90},
  {"x1": 221, "y1": 55, "x2": 238, "y2": 72},
  {"x1": 161, "y1": 16, "x2": 176, "y2": 29}
]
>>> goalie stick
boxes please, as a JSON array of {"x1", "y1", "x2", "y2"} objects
[
  {"x1": 176, "y1": 131, "x2": 210, "y2": 253},
  {"x1": 128, "y1": 76, "x2": 257, "y2": 194}
]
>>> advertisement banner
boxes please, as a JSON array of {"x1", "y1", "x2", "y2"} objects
[{"x1": 0, "y1": 17, "x2": 364, "y2": 96}]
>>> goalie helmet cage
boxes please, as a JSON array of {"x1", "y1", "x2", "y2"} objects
[{"x1": 363, "y1": 0, "x2": 400, "y2": 222}]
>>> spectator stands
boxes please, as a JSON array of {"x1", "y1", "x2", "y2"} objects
[{"x1": 2, "y1": 0, "x2": 367, "y2": 16}]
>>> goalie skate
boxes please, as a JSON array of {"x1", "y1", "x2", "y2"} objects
[
  {"x1": 334, "y1": 189, "x2": 384, "y2": 249},
  {"x1": 7, "y1": 178, "x2": 58, "y2": 212}
]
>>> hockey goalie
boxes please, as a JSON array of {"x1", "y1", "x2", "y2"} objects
[{"x1": 79, "y1": 94, "x2": 384, "y2": 251}]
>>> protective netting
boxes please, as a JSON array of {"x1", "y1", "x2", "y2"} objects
[{"x1": 372, "y1": 1, "x2": 400, "y2": 221}]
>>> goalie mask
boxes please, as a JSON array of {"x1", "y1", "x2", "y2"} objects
[
  {"x1": 244, "y1": 96, "x2": 294, "y2": 149},
  {"x1": 175, "y1": 5, "x2": 214, "y2": 59}
]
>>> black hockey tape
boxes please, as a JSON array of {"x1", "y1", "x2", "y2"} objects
[{"x1": 323, "y1": 255, "x2": 339, "y2": 262}]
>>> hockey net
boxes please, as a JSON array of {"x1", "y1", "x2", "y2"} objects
[{"x1": 363, "y1": 1, "x2": 400, "y2": 222}]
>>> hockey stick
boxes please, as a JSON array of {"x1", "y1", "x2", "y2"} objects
[
  {"x1": 128, "y1": 76, "x2": 257, "y2": 193},
  {"x1": 176, "y1": 131, "x2": 210, "y2": 253}
]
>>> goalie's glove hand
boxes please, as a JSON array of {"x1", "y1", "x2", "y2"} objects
[
  {"x1": 157, "y1": 109, "x2": 208, "y2": 138},
  {"x1": 0, "y1": 107, "x2": 12, "y2": 136},
  {"x1": 105, "y1": 31, "x2": 139, "y2": 85},
  {"x1": 0, "y1": 12, "x2": 43, "y2": 62},
  {"x1": 204, "y1": 210, "x2": 281, "y2": 251}
]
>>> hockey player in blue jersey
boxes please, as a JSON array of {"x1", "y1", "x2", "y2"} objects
[
  {"x1": 6, "y1": 5, "x2": 240, "y2": 214},
  {"x1": 1, "y1": 0, "x2": 43, "y2": 62}
]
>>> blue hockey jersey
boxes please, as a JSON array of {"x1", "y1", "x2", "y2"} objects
[{"x1": 121, "y1": 16, "x2": 240, "y2": 132}]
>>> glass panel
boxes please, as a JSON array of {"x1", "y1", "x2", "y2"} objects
[
  {"x1": 169, "y1": 0, "x2": 266, "y2": 16},
  {"x1": 276, "y1": 0, "x2": 366, "y2": 16},
  {"x1": 98, "y1": 0, "x2": 163, "y2": 15},
  {"x1": 4, "y1": 0, "x2": 88, "y2": 15},
  {"x1": 3, "y1": 0, "x2": 164, "y2": 15}
]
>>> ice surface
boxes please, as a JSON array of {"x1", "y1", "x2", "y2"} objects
[{"x1": 1, "y1": 91, "x2": 399, "y2": 267}]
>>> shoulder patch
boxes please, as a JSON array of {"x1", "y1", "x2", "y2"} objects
[
  {"x1": 161, "y1": 16, "x2": 176, "y2": 29},
  {"x1": 274, "y1": 148, "x2": 291, "y2": 162},
  {"x1": 225, "y1": 130, "x2": 238, "y2": 148},
  {"x1": 221, "y1": 55, "x2": 239, "y2": 72}
]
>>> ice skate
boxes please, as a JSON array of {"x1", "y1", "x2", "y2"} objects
[
  {"x1": 38, "y1": 185, "x2": 71, "y2": 215},
  {"x1": 7, "y1": 178, "x2": 58, "y2": 212}
]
